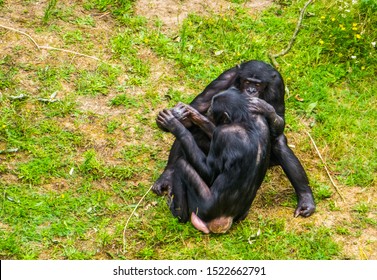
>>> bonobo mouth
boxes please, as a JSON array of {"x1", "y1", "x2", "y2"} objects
[{"x1": 245, "y1": 88, "x2": 259, "y2": 97}]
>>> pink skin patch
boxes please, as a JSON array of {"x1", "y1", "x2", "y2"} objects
[{"x1": 190, "y1": 212, "x2": 210, "y2": 234}]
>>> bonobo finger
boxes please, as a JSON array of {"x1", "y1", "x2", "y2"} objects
[
  {"x1": 180, "y1": 111, "x2": 190, "y2": 120},
  {"x1": 160, "y1": 109, "x2": 174, "y2": 120},
  {"x1": 157, "y1": 112, "x2": 169, "y2": 128},
  {"x1": 172, "y1": 104, "x2": 185, "y2": 118},
  {"x1": 294, "y1": 205, "x2": 315, "y2": 218},
  {"x1": 172, "y1": 104, "x2": 189, "y2": 120},
  {"x1": 186, "y1": 106, "x2": 200, "y2": 117},
  {"x1": 248, "y1": 104, "x2": 262, "y2": 114}
]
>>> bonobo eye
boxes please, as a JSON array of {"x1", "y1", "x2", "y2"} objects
[{"x1": 255, "y1": 83, "x2": 261, "y2": 87}]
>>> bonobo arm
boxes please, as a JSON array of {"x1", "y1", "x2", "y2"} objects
[
  {"x1": 158, "y1": 66, "x2": 237, "y2": 131},
  {"x1": 248, "y1": 97, "x2": 284, "y2": 138},
  {"x1": 156, "y1": 109, "x2": 212, "y2": 180},
  {"x1": 172, "y1": 103, "x2": 215, "y2": 138},
  {"x1": 190, "y1": 66, "x2": 238, "y2": 113}
]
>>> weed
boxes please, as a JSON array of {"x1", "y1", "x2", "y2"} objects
[
  {"x1": 0, "y1": 0, "x2": 375, "y2": 260},
  {"x1": 106, "y1": 120, "x2": 121, "y2": 133},
  {"x1": 76, "y1": 16, "x2": 96, "y2": 27},
  {"x1": 43, "y1": 0, "x2": 58, "y2": 24},
  {"x1": 63, "y1": 30, "x2": 84, "y2": 44},
  {"x1": 110, "y1": 93, "x2": 141, "y2": 108},
  {"x1": 353, "y1": 202, "x2": 370, "y2": 214},
  {"x1": 314, "y1": 184, "x2": 333, "y2": 200}
]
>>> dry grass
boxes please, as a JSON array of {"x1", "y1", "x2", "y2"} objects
[{"x1": 0, "y1": 0, "x2": 375, "y2": 260}]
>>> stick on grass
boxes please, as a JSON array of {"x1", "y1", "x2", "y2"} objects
[
  {"x1": 268, "y1": 0, "x2": 314, "y2": 68},
  {"x1": 0, "y1": 23, "x2": 99, "y2": 61},
  {"x1": 306, "y1": 130, "x2": 345, "y2": 201},
  {"x1": 122, "y1": 185, "x2": 154, "y2": 254}
]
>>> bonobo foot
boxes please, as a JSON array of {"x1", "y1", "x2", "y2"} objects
[
  {"x1": 294, "y1": 192, "x2": 316, "y2": 217},
  {"x1": 152, "y1": 168, "x2": 174, "y2": 196}
]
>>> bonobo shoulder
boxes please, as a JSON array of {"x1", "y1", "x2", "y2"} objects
[
  {"x1": 218, "y1": 124, "x2": 248, "y2": 135},
  {"x1": 214, "y1": 124, "x2": 250, "y2": 145}
]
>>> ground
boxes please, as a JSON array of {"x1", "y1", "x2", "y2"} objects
[{"x1": 0, "y1": 0, "x2": 376, "y2": 260}]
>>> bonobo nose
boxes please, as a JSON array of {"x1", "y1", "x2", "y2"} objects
[{"x1": 246, "y1": 88, "x2": 258, "y2": 96}]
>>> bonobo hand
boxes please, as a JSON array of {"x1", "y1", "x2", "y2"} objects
[
  {"x1": 157, "y1": 109, "x2": 182, "y2": 132},
  {"x1": 152, "y1": 168, "x2": 174, "y2": 196},
  {"x1": 171, "y1": 103, "x2": 190, "y2": 120},
  {"x1": 247, "y1": 97, "x2": 275, "y2": 116},
  {"x1": 294, "y1": 192, "x2": 316, "y2": 217},
  {"x1": 178, "y1": 104, "x2": 204, "y2": 125},
  {"x1": 173, "y1": 103, "x2": 215, "y2": 137}
]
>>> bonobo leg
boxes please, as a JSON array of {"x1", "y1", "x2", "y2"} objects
[
  {"x1": 170, "y1": 159, "x2": 210, "y2": 224},
  {"x1": 272, "y1": 134, "x2": 316, "y2": 217},
  {"x1": 153, "y1": 125, "x2": 210, "y2": 196},
  {"x1": 172, "y1": 159, "x2": 232, "y2": 234},
  {"x1": 169, "y1": 162, "x2": 189, "y2": 223},
  {"x1": 152, "y1": 139, "x2": 181, "y2": 195}
]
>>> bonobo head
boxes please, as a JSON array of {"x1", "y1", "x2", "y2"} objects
[
  {"x1": 234, "y1": 60, "x2": 279, "y2": 98},
  {"x1": 208, "y1": 87, "x2": 249, "y2": 125}
]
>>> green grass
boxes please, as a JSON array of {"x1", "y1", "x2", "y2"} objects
[{"x1": 0, "y1": 0, "x2": 376, "y2": 260}]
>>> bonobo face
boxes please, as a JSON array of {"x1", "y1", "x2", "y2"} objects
[{"x1": 239, "y1": 77, "x2": 267, "y2": 97}]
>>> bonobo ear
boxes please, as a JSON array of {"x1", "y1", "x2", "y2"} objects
[{"x1": 222, "y1": 112, "x2": 231, "y2": 124}]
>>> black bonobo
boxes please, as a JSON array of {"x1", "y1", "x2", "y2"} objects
[
  {"x1": 157, "y1": 88, "x2": 284, "y2": 233},
  {"x1": 153, "y1": 60, "x2": 315, "y2": 218}
]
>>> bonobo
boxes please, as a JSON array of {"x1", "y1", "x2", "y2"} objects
[
  {"x1": 153, "y1": 60, "x2": 315, "y2": 218},
  {"x1": 156, "y1": 88, "x2": 284, "y2": 233}
]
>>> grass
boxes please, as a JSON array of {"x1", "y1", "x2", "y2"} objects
[{"x1": 0, "y1": 0, "x2": 376, "y2": 260}]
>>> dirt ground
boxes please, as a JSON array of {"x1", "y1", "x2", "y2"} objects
[
  {"x1": 0, "y1": 0, "x2": 376, "y2": 259},
  {"x1": 136, "y1": 0, "x2": 273, "y2": 31}
]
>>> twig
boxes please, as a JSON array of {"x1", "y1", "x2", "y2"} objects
[
  {"x1": 39, "y1": 45, "x2": 100, "y2": 60},
  {"x1": 0, "y1": 24, "x2": 99, "y2": 61},
  {"x1": 0, "y1": 24, "x2": 40, "y2": 50},
  {"x1": 8, "y1": 94, "x2": 27, "y2": 100},
  {"x1": 0, "y1": 148, "x2": 19, "y2": 154},
  {"x1": 305, "y1": 130, "x2": 345, "y2": 201},
  {"x1": 268, "y1": 0, "x2": 314, "y2": 68},
  {"x1": 122, "y1": 185, "x2": 153, "y2": 254}
]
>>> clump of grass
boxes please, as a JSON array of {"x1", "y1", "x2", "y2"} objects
[
  {"x1": 314, "y1": 184, "x2": 333, "y2": 200},
  {"x1": 0, "y1": 0, "x2": 376, "y2": 261},
  {"x1": 43, "y1": 0, "x2": 58, "y2": 24},
  {"x1": 76, "y1": 64, "x2": 120, "y2": 96}
]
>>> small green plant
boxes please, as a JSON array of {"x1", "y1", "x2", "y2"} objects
[
  {"x1": 353, "y1": 202, "x2": 370, "y2": 214},
  {"x1": 79, "y1": 149, "x2": 102, "y2": 175},
  {"x1": 43, "y1": 0, "x2": 58, "y2": 24},
  {"x1": 0, "y1": 0, "x2": 375, "y2": 261},
  {"x1": 106, "y1": 120, "x2": 121, "y2": 133},
  {"x1": 76, "y1": 16, "x2": 96, "y2": 27},
  {"x1": 110, "y1": 94, "x2": 141, "y2": 108},
  {"x1": 336, "y1": 227, "x2": 350, "y2": 235},
  {"x1": 360, "y1": 0, "x2": 377, "y2": 13},
  {"x1": 315, "y1": 185, "x2": 333, "y2": 200},
  {"x1": 63, "y1": 30, "x2": 84, "y2": 44}
]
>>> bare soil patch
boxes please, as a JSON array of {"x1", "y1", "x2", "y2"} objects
[
  {"x1": 135, "y1": 0, "x2": 273, "y2": 31},
  {"x1": 1, "y1": 0, "x2": 375, "y2": 260}
]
